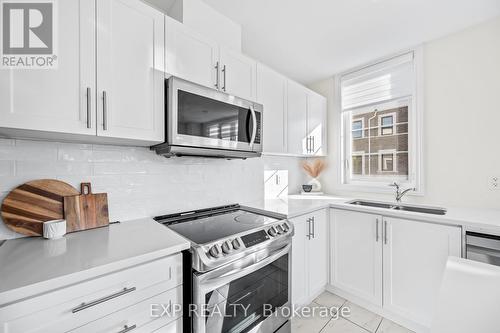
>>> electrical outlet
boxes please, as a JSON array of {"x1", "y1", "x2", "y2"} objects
[{"x1": 490, "y1": 176, "x2": 500, "y2": 190}]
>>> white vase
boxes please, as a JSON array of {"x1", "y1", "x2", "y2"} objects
[{"x1": 307, "y1": 177, "x2": 322, "y2": 192}]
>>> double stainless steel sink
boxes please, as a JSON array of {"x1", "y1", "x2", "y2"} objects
[{"x1": 348, "y1": 200, "x2": 447, "y2": 215}]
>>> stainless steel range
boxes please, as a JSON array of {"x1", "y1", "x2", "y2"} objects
[{"x1": 155, "y1": 204, "x2": 293, "y2": 333}]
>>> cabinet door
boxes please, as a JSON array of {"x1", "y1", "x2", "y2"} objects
[
  {"x1": 330, "y1": 210, "x2": 383, "y2": 306},
  {"x1": 0, "y1": 0, "x2": 95, "y2": 136},
  {"x1": 291, "y1": 216, "x2": 308, "y2": 306},
  {"x1": 286, "y1": 80, "x2": 308, "y2": 155},
  {"x1": 307, "y1": 91, "x2": 327, "y2": 156},
  {"x1": 308, "y1": 209, "x2": 328, "y2": 296},
  {"x1": 383, "y1": 217, "x2": 462, "y2": 327},
  {"x1": 96, "y1": 0, "x2": 164, "y2": 144},
  {"x1": 219, "y1": 48, "x2": 257, "y2": 101},
  {"x1": 257, "y1": 64, "x2": 286, "y2": 153},
  {"x1": 165, "y1": 16, "x2": 219, "y2": 89}
]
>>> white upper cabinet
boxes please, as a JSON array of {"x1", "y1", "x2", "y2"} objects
[
  {"x1": 382, "y1": 217, "x2": 461, "y2": 327},
  {"x1": 285, "y1": 80, "x2": 327, "y2": 156},
  {"x1": 286, "y1": 80, "x2": 308, "y2": 155},
  {"x1": 257, "y1": 64, "x2": 287, "y2": 153},
  {"x1": 96, "y1": 0, "x2": 165, "y2": 144},
  {"x1": 219, "y1": 47, "x2": 257, "y2": 101},
  {"x1": 307, "y1": 91, "x2": 327, "y2": 156},
  {"x1": 330, "y1": 209, "x2": 383, "y2": 306},
  {"x1": 165, "y1": 18, "x2": 256, "y2": 101},
  {"x1": 165, "y1": 17, "x2": 219, "y2": 89},
  {"x1": 0, "y1": 0, "x2": 164, "y2": 145},
  {"x1": 0, "y1": 0, "x2": 95, "y2": 136}
]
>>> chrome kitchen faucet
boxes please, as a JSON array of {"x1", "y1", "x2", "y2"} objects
[{"x1": 390, "y1": 182, "x2": 416, "y2": 202}]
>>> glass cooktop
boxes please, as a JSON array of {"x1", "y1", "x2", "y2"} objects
[{"x1": 166, "y1": 210, "x2": 279, "y2": 244}]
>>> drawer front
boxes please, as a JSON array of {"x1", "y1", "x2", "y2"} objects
[
  {"x1": 150, "y1": 318, "x2": 182, "y2": 333},
  {"x1": 0, "y1": 254, "x2": 182, "y2": 333},
  {"x1": 69, "y1": 286, "x2": 182, "y2": 333}
]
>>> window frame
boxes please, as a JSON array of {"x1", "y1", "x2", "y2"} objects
[{"x1": 335, "y1": 47, "x2": 424, "y2": 195}]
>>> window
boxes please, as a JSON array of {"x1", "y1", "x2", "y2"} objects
[
  {"x1": 380, "y1": 115, "x2": 394, "y2": 136},
  {"x1": 379, "y1": 151, "x2": 396, "y2": 172},
  {"x1": 352, "y1": 119, "x2": 364, "y2": 139},
  {"x1": 352, "y1": 152, "x2": 365, "y2": 175},
  {"x1": 339, "y1": 50, "x2": 422, "y2": 190}
]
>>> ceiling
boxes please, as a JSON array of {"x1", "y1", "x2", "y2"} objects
[{"x1": 202, "y1": 0, "x2": 500, "y2": 84}]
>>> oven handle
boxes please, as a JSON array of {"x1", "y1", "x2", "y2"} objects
[
  {"x1": 200, "y1": 244, "x2": 290, "y2": 290},
  {"x1": 249, "y1": 105, "x2": 257, "y2": 148}
]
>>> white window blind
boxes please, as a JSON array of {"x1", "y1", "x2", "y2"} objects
[{"x1": 341, "y1": 52, "x2": 415, "y2": 110}]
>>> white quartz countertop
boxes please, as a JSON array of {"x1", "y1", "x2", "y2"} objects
[
  {"x1": 0, "y1": 218, "x2": 190, "y2": 305},
  {"x1": 248, "y1": 195, "x2": 500, "y2": 233}
]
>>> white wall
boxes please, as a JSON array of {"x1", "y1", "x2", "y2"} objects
[
  {"x1": 182, "y1": 0, "x2": 242, "y2": 51},
  {"x1": 0, "y1": 139, "x2": 304, "y2": 240},
  {"x1": 309, "y1": 16, "x2": 500, "y2": 210}
]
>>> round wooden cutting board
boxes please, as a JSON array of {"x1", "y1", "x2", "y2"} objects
[{"x1": 1, "y1": 179, "x2": 79, "y2": 236}]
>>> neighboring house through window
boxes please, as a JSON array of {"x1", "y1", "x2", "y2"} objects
[{"x1": 338, "y1": 49, "x2": 422, "y2": 191}]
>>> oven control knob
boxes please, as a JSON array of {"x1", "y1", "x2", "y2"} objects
[
  {"x1": 232, "y1": 239, "x2": 241, "y2": 250},
  {"x1": 222, "y1": 240, "x2": 232, "y2": 254},
  {"x1": 267, "y1": 226, "x2": 277, "y2": 237},
  {"x1": 208, "y1": 245, "x2": 221, "y2": 258},
  {"x1": 282, "y1": 223, "x2": 290, "y2": 232},
  {"x1": 276, "y1": 225, "x2": 285, "y2": 234}
]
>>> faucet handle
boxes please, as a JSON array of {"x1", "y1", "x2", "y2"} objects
[{"x1": 389, "y1": 182, "x2": 400, "y2": 188}]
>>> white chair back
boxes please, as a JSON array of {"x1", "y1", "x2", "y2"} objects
[{"x1": 431, "y1": 257, "x2": 500, "y2": 333}]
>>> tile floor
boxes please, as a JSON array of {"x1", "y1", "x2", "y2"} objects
[{"x1": 291, "y1": 292, "x2": 414, "y2": 333}]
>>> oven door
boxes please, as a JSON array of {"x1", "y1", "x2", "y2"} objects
[
  {"x1": 167, "y1": 77, "x2": 262, "y2": 153},
  {"x1": 193, "y1": 244, "x2": 290, "y2": 333}
]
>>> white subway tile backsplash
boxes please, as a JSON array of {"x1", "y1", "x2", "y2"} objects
[
  {"x1": 0, "y1": 139, "x2": 304, "y2": 240},
  {"x1": 0, "y1": 139, "x2": 15, "y2": 146},
  {"x1": 0, "y1": 161, "x2": 14, "y2": 177},
  {"x1": 0, "y1": 140, "x2": 304, "y2": 240}
]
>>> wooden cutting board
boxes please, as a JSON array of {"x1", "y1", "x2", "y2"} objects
[
  {"x1": 64, "y1": 183, "x2": 109, "y2": 232},
  {"x1": 1, "y1": 179, "x2": 80, "y2": 236}
]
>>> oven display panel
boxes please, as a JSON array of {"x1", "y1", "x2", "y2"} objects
[{"x1": 241, "y1": 230, "x2": 269, "y2": 248}]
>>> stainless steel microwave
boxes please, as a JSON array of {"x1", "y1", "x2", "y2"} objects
[{"x1": 153, "y1": 77, "x2": 263, "y2": 159}]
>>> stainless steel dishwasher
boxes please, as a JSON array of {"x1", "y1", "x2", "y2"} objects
[{"x1": 466, "y1": 231, "x2": 500, "y2": 266}]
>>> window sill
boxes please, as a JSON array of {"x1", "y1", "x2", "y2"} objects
[{"x1": 336, "y1": 183, "x2": 425, "y2": 197}]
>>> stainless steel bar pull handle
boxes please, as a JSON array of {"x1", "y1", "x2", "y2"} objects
[
  {"x1": 214, "y1": 61, "x2": 220, "y2": 89},
  {"x1": 384, "y1": 220, "x2": 388, "y2": 244},
  {"x1": 117, "y1": 325, "x2": 136, "y2": 333},
  {"x1": 222, "y1": 65, "x2": 227, "y2": 91},
  {"x1": 72, "y1": 287, "x2": 136, "y2": 313},
  {"x1": 86, "y1": 87, "x2": 92, "y2": 129},
  {"x1": 375, "y1": 218, "x2": 379, "y2": 242},
  {"x1": 312, "y1": 217, "x2": 315, "y2": 239},
  {"x1": 306, "y1": 218, "x2": 311, "y2": 240},
  {"x1": 102, "y1": 90, "x2": 108, "y2": 131}
]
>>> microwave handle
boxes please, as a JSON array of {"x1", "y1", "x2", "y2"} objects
[{"x1": 249, "y1": 105, "x2": 257, "y2": 147}]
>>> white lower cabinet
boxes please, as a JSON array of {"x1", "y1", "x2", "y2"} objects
[
  {"x1": 330, "y1": 209, "x2": 462, "y2": 328},
  {"x1": 0, "y1": 254, "x2": 183, "y2": 333},
  {"x1": 330, "y1": 210, "x2": 383, "y2": 306},
  {"x1": 69, "y1": 287, "x2": 182, "y2": 333},
  {"x1": 291, "y1": 209, "x2": 328, "y2": 306},
  {"x1": 382, "y1": 216, "x2": 462, "y2": 327}
]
